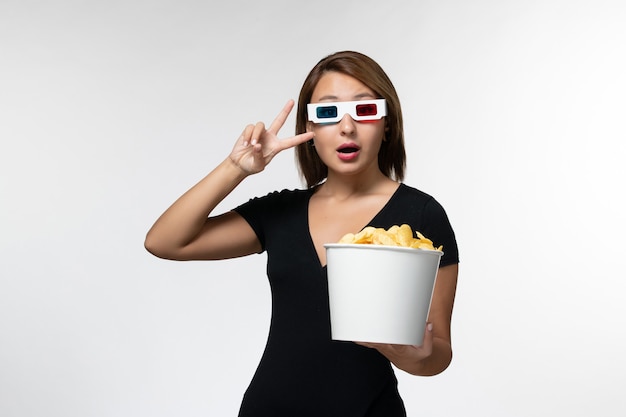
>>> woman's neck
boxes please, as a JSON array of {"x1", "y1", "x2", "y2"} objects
[{"x1": 318, "y1": 170, "x2": 398, "y2": 200}]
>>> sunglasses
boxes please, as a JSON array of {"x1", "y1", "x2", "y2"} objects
[{"x1": 307, "y1": 99, "x2": 387, "y2": 124}]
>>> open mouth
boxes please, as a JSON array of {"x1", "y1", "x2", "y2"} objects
[
  {"x1": 336, "y1": 144, "x2": 360, "y2": 161},
  {"x1": 337, "y1": 146, "x2": 359, "y2": 154}
]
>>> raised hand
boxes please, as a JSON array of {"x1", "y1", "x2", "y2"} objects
[{"x1": 229, "y1": 100, "x2": 314, "y2": 175}]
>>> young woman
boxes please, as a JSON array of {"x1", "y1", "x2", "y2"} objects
[{"x1": 145, "y1": 51, "x2": 459, "y2": 416}]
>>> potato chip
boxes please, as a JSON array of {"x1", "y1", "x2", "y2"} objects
[
  {"x1": 338, "y1": 233, "x2": 356, "y2": 244},
  {"x1": 337, "y1": 224, "x2": 443, "y2": 251},
  {"x1": 396, "y1": 224, "x2": 414, "y2": 247},
  {"x1": 372, "y1": 231, "x2": 398, "y2": 246},
  {"x1": 352, "y1": 226, "x2": 376, "y2": 243}
]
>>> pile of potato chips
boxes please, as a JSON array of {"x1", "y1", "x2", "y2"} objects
[{"x1": 338, "y1": 224, "x2": 443, "y2": 251}]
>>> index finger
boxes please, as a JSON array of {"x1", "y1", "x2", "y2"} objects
[
  {"x1": 274, "y1": 131, "x2": 315, "y2": 152},
  {"x1": 267, "y1": 99, "x2": 296, "y2": 134}
]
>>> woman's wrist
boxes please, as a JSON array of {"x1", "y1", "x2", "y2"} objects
[
  {"x1": 401, "y1": 338, "x2": 452, "y2": 376},
  {"x1": 224, "y1": 155, "x2": 252, "y2": 180}
]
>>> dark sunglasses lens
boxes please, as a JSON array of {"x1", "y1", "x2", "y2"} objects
[
  {"x1": 355, "y1": 103, "x2": 378, "y2": 117},
  {"x1": 316, "y1": 106, "x2": 338, "y2": 119}
]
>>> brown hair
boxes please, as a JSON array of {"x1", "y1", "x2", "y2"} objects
[{"x1": 295, "y1": 51, "x2": 406, "y2": 187}]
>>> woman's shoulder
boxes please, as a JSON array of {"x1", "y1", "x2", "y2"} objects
[
  {"x1": 234, "y1": 187, "x2": 313, "y2": 212},
  {"x1": 389, "y1": 183, "x2": 452, "y2": 222},
  {"x1": 250, "y1": 187, "x2": 312, "y2": 203},
  {"x1": 396, "y1": 183, "x2": 437, "y2": 205}
]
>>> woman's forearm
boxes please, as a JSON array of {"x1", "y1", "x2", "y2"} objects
[
  {"x1": 393, "y1": 337, "x2": 453, "y2": 376},
  {"x1": 144, "y1": 158, "x2": 248, "y2": 258}
]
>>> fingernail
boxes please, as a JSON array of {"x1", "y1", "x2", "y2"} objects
[{"x1": 427, "y1": 323, "x2": 433, "y2": 332}]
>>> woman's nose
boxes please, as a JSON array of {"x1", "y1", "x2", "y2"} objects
[{"x1": 339, "y1": 114, "x2": 356, "y2": 135}]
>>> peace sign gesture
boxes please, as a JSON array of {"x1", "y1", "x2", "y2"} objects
[{"x1": 229, "y1": 100, "x2": 314, "y2": 175}]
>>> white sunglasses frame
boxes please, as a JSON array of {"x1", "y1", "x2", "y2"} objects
[{"x1": 307, "y1": 99, "x2": 387, "y2": 124}]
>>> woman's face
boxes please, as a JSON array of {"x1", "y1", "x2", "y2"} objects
[{"x1": 307, "y1": 71, "x2": 386, "y2": 179}]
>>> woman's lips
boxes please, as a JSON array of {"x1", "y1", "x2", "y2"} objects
[{"x1": 336, "y1": 143, "x2": 360, "y2": 161}]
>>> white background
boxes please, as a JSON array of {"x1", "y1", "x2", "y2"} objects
[{"x1": 1, "y1": 0, "x2": 625, "y2": 416}]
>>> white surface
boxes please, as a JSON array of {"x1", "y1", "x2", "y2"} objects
[
  {"x1": 1, "y1": 1, "x2": 625, "y2": 416},
  {"x1": 326, "y1": 244, "x2": 442, "y2": 345}
]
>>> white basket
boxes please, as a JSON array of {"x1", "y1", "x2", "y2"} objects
[{"x1": 324, "y1": 243, "x2": 443, "y2": 345}]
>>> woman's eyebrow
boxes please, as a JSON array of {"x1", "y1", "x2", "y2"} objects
[
  {"x1": 316, "y1": 93, "x2": 377, "y2": 102},
  {"x1": 354, "y1": 93, "x2": 376, "y2": 99}
]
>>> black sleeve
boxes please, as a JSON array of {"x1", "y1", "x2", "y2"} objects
[
  {"x1": 232, "y1": 191, "x2": 281, "y2": 253},
  {"x1": 421, "y1": 197, "x2": 459, "y2": 267}
]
